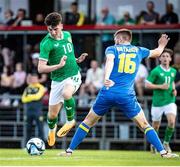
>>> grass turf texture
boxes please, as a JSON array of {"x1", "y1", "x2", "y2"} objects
[{"x1": 0, "y1": 149, "x2": 179, "y2": 166}]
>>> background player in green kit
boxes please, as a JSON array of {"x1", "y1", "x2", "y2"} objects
[
  {"x1": 145, "y1": 48, "x2": 177, "y2": 153},
  {"x1": 38, "y1": 12, "x2": 88, "y2": 146}
]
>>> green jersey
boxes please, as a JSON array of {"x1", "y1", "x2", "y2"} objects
[
  {"x1": 147, "y1": 65, "x2": 176, "y2": 107},
  {"x1": 39, "y1": 31, "x2": 79, "y2": 82}
]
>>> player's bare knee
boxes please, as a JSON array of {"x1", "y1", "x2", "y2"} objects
[
  {"x1": 62, "y1": 91, "x2": 73, "y2": 100},
  {"x1": 168, "y1": 121, "x2": 175, "y2": 128}
]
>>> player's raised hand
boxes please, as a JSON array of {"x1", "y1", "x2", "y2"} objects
[
  {"x1": 76, "y1": 53, "x2": 88, "y2": 63},
  {"x1": 158, "y1": 34, "x2": 170, "y2": 48},
  {"x1": 160, "y1": 83, "x2": 169, "y2": 90},
  {"x1": 59, "y1": 56, "x2": 67, "y2": 68},
  {"x1": 104, "y1": 79, "x2": 115, "y2": 89}
]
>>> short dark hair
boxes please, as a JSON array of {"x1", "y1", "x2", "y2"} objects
[
  {"x1": 161, "y1": 48, "x2": 173, "y2": 56},
  {"x1": 6, "y1": 9, "x2": 14, "y2": 16},
  {"x1": 44, "y1": 12, "x2": 62, "y2": 27},
  {"x1": 18, "y1": 8, "x2": 26, "y2": 15},
  {"x1": 147, "y1": 1, "x2": 154, "y2": 6},
  {"x1": 71, "y1": 2, "x2": 78, "y2": 6}
]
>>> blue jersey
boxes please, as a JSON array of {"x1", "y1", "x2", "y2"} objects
[
  {"x1": 102, "y1": 44, "x2": 150, "y2": 94},
  {"x1": 93, "y1": 44, "x2": 150, "y2": 119}
]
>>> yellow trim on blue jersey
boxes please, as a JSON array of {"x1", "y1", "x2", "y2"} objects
[
  {"x1": 79, "y1": 124, "x2": 89, "y2": 133},
  {"x1": 144, "y1": 127, "x2": 153, "y2": 134}
]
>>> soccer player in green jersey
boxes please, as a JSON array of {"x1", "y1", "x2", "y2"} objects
[
  {"x1": 38, "y1": 12, "x2": 88, "y2": 146},
  {"x1": 145, "y1": 48, "x2": 177, "y2": 153}
]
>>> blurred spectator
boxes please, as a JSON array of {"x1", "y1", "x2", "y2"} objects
[
  {"x1": 174, "y1": 41, "x2": 180, "y2": 53},
  {"x1": 140, "y1": 1, "x2": 159, "y2": 70},
  {"x1": 78, "y1": 60, "x2": 104, "y2": 107},
  {"x1": 141, "y1": 1, "x2": 159, "y2": 25},
  {"x1": 0, "y1": 66, "x2": 13, "y2": 106},
  {"x1": 135, "y1": 64, "x2": 148, "y2": 103},
  {"x1": 12, "y1": 8, "x2": 28, "y2": 26},
  {"x1": 64, "y1": 2, "x2": 85, "y2": 26},
  {"x1": 21, "y1": 73, "x2": 45, "y2": 142},
  {"x1": 117, "y1": 12, "x2": 135, "y2": 25},
  {"x1": 160, "y1": 3, "x2": 179, "y2": 49},
  {"x1": 0, "y1": 49, "x2": 5, "y2": 73},
  {"x1": 1, "y1": 47, "x2": 13, "y2": 66},
  {"x1": 96, "y1": 7, "x2": 116, "y2": 56},
  {"x1": 33, "y1": 13, "x2": 44, "y2": 25},
  {"x1": 4, "y1": 9, "x2": 14, "y2": 26},
  {"x1": 27, "y1": 52, "x2": 47, "y2": 85},
  {"x1": 96, "y1": 7, "x2": 116, "y2": 25},
  {"x1": 160, "y1": 3, "x2": 178, "y2": 24},
  {"x1": 172, "y1": 52, "x2": 180, "y2": 94},
  {"x1": 11, "y1": 62, "x2": 26, "y2": 106},
  {"x1": 136, "y1": 10, "x2": 147, "y2": 24}
]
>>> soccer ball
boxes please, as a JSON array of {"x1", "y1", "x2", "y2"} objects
[{"x1": 26, "y1": 138, "x2": 45, "y2": 155}]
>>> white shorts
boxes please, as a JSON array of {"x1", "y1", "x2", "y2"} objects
[
  {"x1": 151, "y1": 103, "x2": 177, "y2": 121},
  {"x1": 49, "y1": 72, "x2": 82, "y2": 105}
]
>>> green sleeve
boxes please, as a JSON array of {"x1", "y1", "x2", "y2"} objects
[
  {"x1": 147, "y1": 69, "x2": 157, "y2": 83},
  {"x1": 64, "y1": 31, "x2": 73, "y2": 43},
  {"x1": 39, "y1": 40, "x2": 51, "y2": 61}
]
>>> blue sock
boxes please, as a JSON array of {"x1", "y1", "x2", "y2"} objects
[
  {"x1": 145, "y1": 126, "x2": 164, "y2": 152},
  {"x1": 69, "y1": 122, "x2": 90, "y2": 150}
]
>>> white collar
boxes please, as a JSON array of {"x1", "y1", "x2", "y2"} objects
[{"x1": 160, "y1": 65, "x2": 170, "y2": 72}]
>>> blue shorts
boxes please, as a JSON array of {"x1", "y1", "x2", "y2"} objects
[{"x1": 92, "y1": 89, "x2": 142, "y2": 119}]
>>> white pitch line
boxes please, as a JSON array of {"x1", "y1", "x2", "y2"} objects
[{"x1": 1, "y1": 166, "x2": 180, "y2": 167}]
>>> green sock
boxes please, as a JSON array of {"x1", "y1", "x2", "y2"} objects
[
  {"x1": 47, "y1": 116, "x2": 58, "y2": 129},
  {"x1": 64, "y1": 97, "x2": 75, "y2": 121},
  {"x1": 164, "y1": 127, "x2": 174, "y2": 143}
]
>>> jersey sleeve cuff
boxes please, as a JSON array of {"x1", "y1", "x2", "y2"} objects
[{"x1": 39, "y1": 58, "x2": 48, "y2": 61}]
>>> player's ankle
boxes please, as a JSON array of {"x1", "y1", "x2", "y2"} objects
[
  {"x1": 160, "y1": 150, "x2": 167, "y2": 155},
  {"x1": 66, "y1": 148, "x2": 73, "y2": 154},
  {"x1": 49, "y1": 124, "x2": 57, "y2": 131},
  {"x1": 67, "y1": 119, "x2": 75, "y2": 124}
]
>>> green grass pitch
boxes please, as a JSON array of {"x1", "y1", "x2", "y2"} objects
[{"x1": 0, "y1": 149, "x2": 180, "y2": 166}]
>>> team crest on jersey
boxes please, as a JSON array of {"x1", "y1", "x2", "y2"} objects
[
  {"x1": 171, "y1": 73, "x2": 175, "y2": 77},
  {"x1": 68, "y1": 37, "x2": 72, "y2": 43},
  {"x1": 160, "y1": 73, "x2": 164, "y2": 76}
]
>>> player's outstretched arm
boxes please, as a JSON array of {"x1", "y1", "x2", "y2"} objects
[
  {"x1": 76, "y1": 53, "x2": 88, "y2": 63},
  {"x1": 145, "y1": 81, "x2": 169, "y2": 90},
  {"x1": 104, "y1": 54, "x2": 115, "y2": 88},
  {"x1": 149, "y1": 34, "x2": 170, "y2": 58},
  {"x1": 38, "y1": 56, "x2": 67, "y2": 73}
]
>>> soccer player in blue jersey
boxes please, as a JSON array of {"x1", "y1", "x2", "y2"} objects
[{"x1": 61, "y1": 29, "x2": 179, "y2": 158}]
